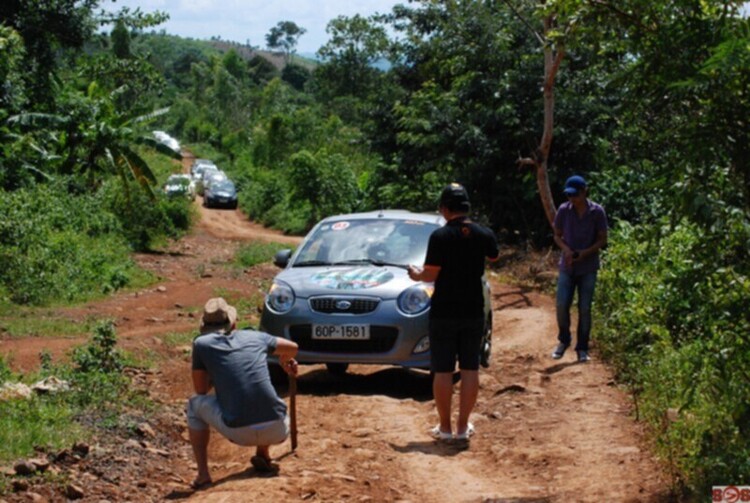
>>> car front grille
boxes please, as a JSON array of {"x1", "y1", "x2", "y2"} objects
[
  {"x1": 289, "y1": 325, "x2": 398, "y2": 353},
  {"x1": 309, "y1": 297, "x2": 380, "y2": 314}
]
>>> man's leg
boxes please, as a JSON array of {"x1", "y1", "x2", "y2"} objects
[
  {"x1": 575, "y1": 272, "x2": 598, "y2": 351},
  {"x1": 556, "y1": 271, "x2": 575, "y2": 346},
  {"x1": 433, "y1": 372, "x2": 454, "y2": 434},
  {"x1": 189, "y1": 427, "x2": 211, "y2": 485},
  {"x1": 456, "y1": 369, "x2": 478, "y2": 434}
]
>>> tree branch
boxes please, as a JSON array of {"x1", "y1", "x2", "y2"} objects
[{"x1": 500, "y1": 0, "x2": 546, "y2": 46}]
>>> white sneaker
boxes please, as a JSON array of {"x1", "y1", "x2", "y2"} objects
[
  {"x1": 430, "y1": 425, "x2": 453, "y2": 440},
  {"x1": 455, "y1": 423, "x2": 475, "y2": 441}
]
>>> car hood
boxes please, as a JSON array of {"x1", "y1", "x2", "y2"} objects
[{"x1": 274, "y1": 265, "x2": 416, "y2": 298}]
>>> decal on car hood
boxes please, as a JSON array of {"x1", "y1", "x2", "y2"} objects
[{"x1": 310, "y1": 268, "x2": 395, "y2": 290}]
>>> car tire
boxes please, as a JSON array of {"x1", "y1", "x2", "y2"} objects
[
  {"x1": 325, "y1": 363, "x2": 349, "y2": 375},
  {"x1": 480, "y1": 312, "x2": 493, "y2": 368}
]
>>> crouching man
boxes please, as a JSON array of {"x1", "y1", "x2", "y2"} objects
[{"x1": 187, "y1": 297, "x2": 298, "y2": 489}]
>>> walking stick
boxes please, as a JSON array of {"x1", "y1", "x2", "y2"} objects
[{"x1": 289, "y1": 374, "x2": 298, "y2": 451}]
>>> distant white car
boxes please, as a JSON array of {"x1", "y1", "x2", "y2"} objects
[
  {"x1": 152, "y1": 131, "x2": 181, "y2": 153},
  {"x1": 190, "y1": 158, "x2": 217, "y2": 176},
  {"x1": 163, "y1": 174, "x2": 196, "y2": 201},
  {"x1": 153, "y1": 130, "x2": 169, "y2": 142}
]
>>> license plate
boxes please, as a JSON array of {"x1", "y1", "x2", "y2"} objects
[{"x1": 311, "y1": 324, "x2": 370, "y2": 340}]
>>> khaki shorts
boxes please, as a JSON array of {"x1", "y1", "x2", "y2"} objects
[{"x1": 186, "y1": 394, "x2": 289, "y2": 446}]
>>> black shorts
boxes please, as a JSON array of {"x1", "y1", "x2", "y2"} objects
[{"x1": 429, "y1": 317, "x2": 484, "y2": 373}]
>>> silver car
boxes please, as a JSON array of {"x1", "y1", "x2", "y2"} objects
[{"x1": 260, "y1": 210, "x2": 493, "y2": 375}]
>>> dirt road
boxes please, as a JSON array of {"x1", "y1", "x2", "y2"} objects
[{"x1": 1, "y1": 155, "x2": 671, "y2": 502}]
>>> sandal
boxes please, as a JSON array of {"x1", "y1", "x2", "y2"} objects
[
  {"x1": 455, "y1": 422, "x2": 475, "y2": 441},
  {"x1": 251, "y1": 455, "x2": 276, "y2": 473},
  {"x1": 430, "y1": 425, "x2": 453, "y2": 441},
  {"x1": 190, "y1": 477, "x2": 212, "y2": 490}
]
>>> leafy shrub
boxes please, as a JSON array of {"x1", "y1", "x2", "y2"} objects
[
  {"x1": 100, "y1": 178, "x2": 193, "y2": 251},
  {"x1": 72, "y1": 320, "x2": 124, "y2": 374},
  {"x1": 597, "y1": 217, "x2": 750, "y2": 491},
  {"x1": 0, "y1": 182, "x2": 147, "y2": 305}
]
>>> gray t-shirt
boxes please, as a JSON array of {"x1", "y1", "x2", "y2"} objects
[{"x1": 191, "y1": 330, "x2": 287, "y2": 427}]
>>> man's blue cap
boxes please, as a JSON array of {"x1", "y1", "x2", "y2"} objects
[{"x1": 563, "y1": 175, "x2": 587, "y2": 196}]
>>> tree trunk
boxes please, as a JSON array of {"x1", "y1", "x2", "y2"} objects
[{"x1": 518, "y1": 13, "x2": 565, "y2": 229}]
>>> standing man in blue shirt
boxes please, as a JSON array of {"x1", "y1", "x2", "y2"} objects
[{"x1": 551, "y1": 175, "x2": 608, "y2": 362}]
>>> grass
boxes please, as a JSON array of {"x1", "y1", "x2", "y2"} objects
[
  {"x1": 0, "y1": 322, "x2": 159, "y2": 469},
  {"x1": 0, "y1": 310, "x2": 97, "y2": 339},
  {"x1": 0, "y1": 395, "x2": 87, "y2": 462},
  {"x1": 161, "y1": 330, "x2": 197, "y2": 348},
  {"x1": 234, "y1": 241, "x2": 293, "y2": 268}
]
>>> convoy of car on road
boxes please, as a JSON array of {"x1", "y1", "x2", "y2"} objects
[
  {"x1": 155, "y1": 132, "x2": 491, "y2": 377},
  {"x1": 156, "y1": 134, "x2": 239, "y2": 211}
]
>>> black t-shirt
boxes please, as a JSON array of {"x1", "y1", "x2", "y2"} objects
[{"x1": 425, "y1": 217, "x2": 499, "y2": 319}]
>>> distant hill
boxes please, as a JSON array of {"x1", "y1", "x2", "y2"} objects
[{"x1": 206, "y1": 40, "x2": 317, "y2": 71}]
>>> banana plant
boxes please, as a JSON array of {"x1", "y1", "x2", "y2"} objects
[{"x1": 5, "y1": 81, "x2": 181, "y2": 195}]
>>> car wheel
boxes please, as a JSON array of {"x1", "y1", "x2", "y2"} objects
[
  {"x1": 480, "y1": 312, "x2": 493, "y2": 368},
  {"x1": 326, "y1": 363, "x2": 349, "y2": 375}
]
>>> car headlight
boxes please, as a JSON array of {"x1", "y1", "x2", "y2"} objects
[
  {"x1": 266, "y1": 281, "x2": 295, "y2": 313},
  {"x1": 397, "y1": 284, "x2": 433, "y2": 315}
]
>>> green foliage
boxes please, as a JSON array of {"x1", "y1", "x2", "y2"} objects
[
  {"x1": 0, "y1": 321, "x2": 153, "y2": 463},
  {"x1": 598, "y1": 215, "x2": 750, "y2": 491},
  {"x1": 101, "y1": 178, "x2": 193, "y2": 251},
  {"x1": 281, "y1": 63, "x2": 311, "y2": 91},
  {"x1": 0, "y1": 181, "x2": 149, "y2": 305},
  {"x1": 0, "y1": 395, "x2": 85, "y2": 462},
  {"x1": 235, "y1": 241, "x2": 292, "y2": 268},
  {"x1": 72, "y1": 320, "x2": 124, "y2": 374}
]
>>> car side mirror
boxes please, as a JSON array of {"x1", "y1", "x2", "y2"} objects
[{"x1": 273, "y1": 249, "x2": 293, "y2": 268}]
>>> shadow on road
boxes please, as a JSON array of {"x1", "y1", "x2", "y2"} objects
[
  {"x1": 389, "y1": 439, "x2": 468, "y2": 457},
  {"x1": 278, "y1": 367, "x2": 434, "y2": 402}
]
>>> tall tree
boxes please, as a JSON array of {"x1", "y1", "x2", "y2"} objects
[
  {"x1": 316, "y1": 15, "x2": 389, "y2": 98},
  {"x1": 265, "y1": 21, "x2": 306, "y2": 64}
]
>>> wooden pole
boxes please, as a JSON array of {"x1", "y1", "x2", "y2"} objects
[{"x1": 289, "y1": 375, "x2": 298, "y2": 451}]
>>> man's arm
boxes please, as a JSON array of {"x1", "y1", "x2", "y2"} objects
[
  {"x1": 578, "y1": 229, "x2": 608, "y2": 261},
  {"x1": 408, "y1": 264, "x2": 441, "y2": 283},
  {"x1": 272, "y1": 337, "x2": 299, "y2": 376},
  {"x1": 192, "y1": 370, "x2": 212, "y2": 395}
]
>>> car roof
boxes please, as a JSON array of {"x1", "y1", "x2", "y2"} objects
[{"x1": 318, "y1": 210, "x2": 443, "y2": 225}]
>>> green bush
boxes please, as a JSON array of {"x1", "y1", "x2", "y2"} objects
[
  {"x1": 101, "y1": 179, "x2": 193, "y2": 251},
  {"x1": 597, "y1": 218, "x2": 750, "y2": 491},
  {"x1": 0, "y1": 182, "x2": 147, "y2": 305}
]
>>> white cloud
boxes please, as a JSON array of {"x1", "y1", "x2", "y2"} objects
[{"x1": 104, "y1": 0, "x2": 402, "y2": 53}]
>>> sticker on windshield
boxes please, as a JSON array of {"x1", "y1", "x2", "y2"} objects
[
  {"x1": 311, "y1": 268, "x2": 394, "y2": 290},
  {"x1": 331, "y1": 221, "x2": 350, "y2": 231}
]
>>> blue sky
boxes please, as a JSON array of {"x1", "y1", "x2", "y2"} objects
[{"x1": 102, "y1": 0, "x2": 403, "y2": 55}]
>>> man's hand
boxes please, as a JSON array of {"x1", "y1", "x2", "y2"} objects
[
  {"x1": 408, "y1": 265, "x2": 423, "y2": 281},
  {"x1": 280, "y1": 356, "x2": 298, "y2": 377}
]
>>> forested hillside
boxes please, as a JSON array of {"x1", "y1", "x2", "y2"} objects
[{"x1": 1, "y1": 0, "x2": 749, "y2": 494}]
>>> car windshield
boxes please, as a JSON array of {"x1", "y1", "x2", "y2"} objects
[
  {"x1": 211, "y1": 180, "x2": 235, "y2": 192},
  {"x1": 294, "y1": 218, "x2": 439, "y2": 268},
  {"x1": 166, "y1": 176, "x2": 189, "y2": 186}
]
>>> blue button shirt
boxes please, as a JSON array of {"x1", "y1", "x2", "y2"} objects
[{"x1": 554, "y1": 200, "x2": 608, "y2": 275}]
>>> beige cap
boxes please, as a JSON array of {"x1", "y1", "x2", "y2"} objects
[{"x1": 199, "y1": 297, "x2": 237, "y2": 335}]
